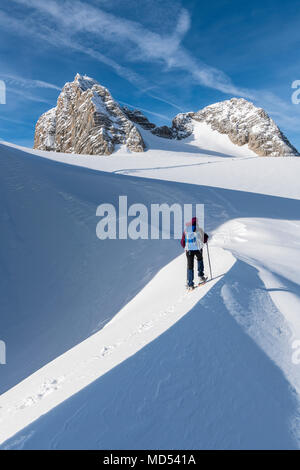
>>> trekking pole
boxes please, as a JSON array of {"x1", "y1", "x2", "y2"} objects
[{"x1": 206, "y1": 242, "x2": 213, "y2": 280}]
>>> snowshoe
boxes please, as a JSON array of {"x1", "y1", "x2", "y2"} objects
[
  {"x1": 187, "y1": 285, "x2": 195, "y2": 292},
  {"x1": 198, "y1": 276, "x2": 208, "y2": 285}
]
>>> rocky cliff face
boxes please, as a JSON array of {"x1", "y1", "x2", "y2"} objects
[
  {"x1": 34, "y1": 74, "x2": 145, "y2": 155},
  {"x1": 34, "y1": 107, "x2": 57, "y2": 151},
  {"x1": 171, "y1": 98, "x2": 299, "y2": 157},
  {"x1": 35, "y1": 75, "x2": 299, "y2": 157},
  {"x1": 121, "y1": 107, "x2": 174, "y2": 138}
]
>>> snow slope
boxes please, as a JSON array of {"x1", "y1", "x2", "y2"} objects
[
  {"x1": 3, "y1": 122, "x2": 300, "y2": 199},
  {"x1": 0, "y1": 248, "x2": 236, "y2": 446},
  {"x1": 0, "y1": 132, "x2": 300, "y2": 449},
  {"x1": 2, "y1": 252, "x2": 299, "y2": 450},
  {"x1": 0, "y1": 142, "x2": 192, "y2": 394}
]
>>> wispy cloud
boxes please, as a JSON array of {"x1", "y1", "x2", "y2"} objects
[
  {"x1": 0, "y1": 70, "x2": 58, "y2": 104},
  {"x1": 9, "y1": 0, "x2": 253, "y2": 97},
  {"x1": 0, "y1": 73, "x2": 61, "y2": 91},
  {"x1": 7, "y1": 86, "x2": 55, "y2": 105},
  {"x1": 1, "y1": 0, "x2": 299, "y2": 137},
  {"x1": 0, "y1": 115, "x2": 30, "y2": 125},
  {"x1": 0, "y1": 6, "x2": 147, "y2": 90},
  {"x1": 145, "y1": 92, "x2": 184, "y2": 112}
]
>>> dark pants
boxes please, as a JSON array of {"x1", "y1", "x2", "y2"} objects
[{"x1": 186, "y1": 249, "x2": 204, "y2": 287}]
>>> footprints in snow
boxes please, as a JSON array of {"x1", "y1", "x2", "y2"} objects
[
  {"x1": 16, "y1": 377, "x2": 65, "y2": 411},
  {"x1": 97, "y1": 303, "x2": 178, "y2": 359},
  {"x1": 10, "y1": 282, "x2": 204, "y2": 410}
]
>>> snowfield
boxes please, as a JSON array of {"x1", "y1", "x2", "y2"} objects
[{"x1": 0, "y1": 126, "x2": 300, "y2": 449}]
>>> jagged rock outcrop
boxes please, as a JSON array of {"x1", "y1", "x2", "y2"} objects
[
  {"x1": 152, "y1": 125, "x2": 175, "y2": 139},
  {"x1": 121, "y1": 107, "x2": 156, "y2": 131},
  {"x1": 121, "y1": 106, "x2": 175, "y2": 139},
  {"x1": 34, "y1": 108, "x2": 57, "y2": 151},
  {"x1": 35, "y1": 75, "x2": 298, "y2": 157},
  {"x1": 172, "y1": 113, "x2": 194, "y2": 140},
  {"x1": 171, "y1": 98, "x2": 299, "y2": 157},
  {"x1": 34, "y1": 74, "x2": 145, "y2": 155}
]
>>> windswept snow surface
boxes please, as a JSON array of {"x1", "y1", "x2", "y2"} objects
[{"x1": 0, "y1": 131, "x2": 300, "y2": 449}]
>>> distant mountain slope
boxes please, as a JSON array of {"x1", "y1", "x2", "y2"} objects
[{"x1": 34, "y1": 74, "x2": 299, "y2": 158}]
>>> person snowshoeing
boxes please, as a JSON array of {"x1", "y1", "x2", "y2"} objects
[{"x1": 181, "y1": 217, "x2": 209, "y2": 291}]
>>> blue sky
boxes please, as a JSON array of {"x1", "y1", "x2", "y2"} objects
[{"x1": 0, "y1": 0, "x2": 299, "y2": 149}]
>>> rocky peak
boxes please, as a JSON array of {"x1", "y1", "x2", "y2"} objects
[
  {"x1": 74, "y1": 73, "x2": 99, "y2": 91},
  {"x1": 172, "y1": 98, "x2": 299, "y2": 157},
  {"x1": 34, "y1": 74, "x2": 145, "y2": 155}
]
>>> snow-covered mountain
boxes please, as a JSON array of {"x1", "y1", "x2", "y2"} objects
[
  {"x1": 34, "y1": 74, "x2": 299, "y2": 158},
  {"x1": 172, "y1": 98, "x2": 299, "y2": 157}
]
